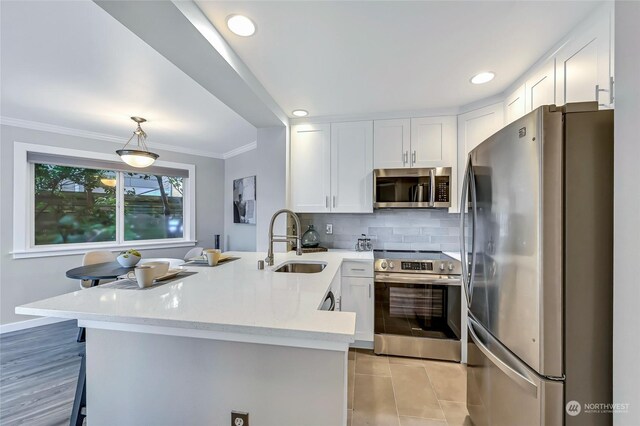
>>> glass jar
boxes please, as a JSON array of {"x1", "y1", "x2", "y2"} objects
[{"x1": 301, "y1": 224, "x2": 320, "y2": 248}]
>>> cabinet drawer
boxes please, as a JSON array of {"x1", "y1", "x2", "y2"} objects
[{"x1": 341, "y1": 261, "x2": 374, "y2": 278}]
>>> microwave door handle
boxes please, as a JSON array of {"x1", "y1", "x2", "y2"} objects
[
  {"x1": 459, "y1": 159, "x2": 471, "y2": 305},
  {"x1": 429, "y1": 168, "x2": 436, "y2": 207}
]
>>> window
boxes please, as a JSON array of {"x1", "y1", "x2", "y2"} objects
[{"x1": 13, "y1": 143, "x2": 196, "y2": 258}]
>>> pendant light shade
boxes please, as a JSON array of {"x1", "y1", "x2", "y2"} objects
[{"x1": 116, "y1": 117, "x2": 159, "y2": 168}]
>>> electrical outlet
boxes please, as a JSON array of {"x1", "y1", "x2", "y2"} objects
[
  {"x1": 326, "y1": 223, "x2": 333, "y2": 234},
  {"x1": 231, "y1": 411, "x2": 249, "y2": 426}
]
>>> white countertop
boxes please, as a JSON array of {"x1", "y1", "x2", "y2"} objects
[{"x1": 16, "y1": 251, "x2": 373, "y2": 344}]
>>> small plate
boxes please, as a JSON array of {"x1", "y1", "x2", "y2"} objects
[{"x1": 155, "y1": 267, "x2": 186, "y2": 281}]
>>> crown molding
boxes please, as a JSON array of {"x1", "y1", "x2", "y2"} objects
[
  {"x1": 223, "y1": 141, "x2": 257, "y2": 159},
  {"x1": 0, "y1": 116, "x2": 255, "y2": 160}
]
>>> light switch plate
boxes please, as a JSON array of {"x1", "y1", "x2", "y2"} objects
[{"x1": 325, "y1": 224, "x2": 333, "y2": 234}]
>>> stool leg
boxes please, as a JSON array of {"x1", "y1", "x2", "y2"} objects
[{"x1": 70, "y1": 354, "x2": 86, "y2": 426}]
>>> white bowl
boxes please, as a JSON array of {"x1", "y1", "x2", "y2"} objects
[{"x1": 117, "y1": 253, "x2": 141, "y2": 267}]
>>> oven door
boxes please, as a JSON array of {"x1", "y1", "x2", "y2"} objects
[{"x1": 374, "y1": 273, "x2": 461, "y2": 361}]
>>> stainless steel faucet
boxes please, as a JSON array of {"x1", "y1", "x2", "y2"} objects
[{"x1": 265, "y1": 209, "x2": 303, "y2": 266}]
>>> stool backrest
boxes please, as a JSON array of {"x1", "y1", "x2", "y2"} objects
[
  {"x1": 83, "y1": 250, "x2": 116, "y2": 266},
  {"x1": 184, "y1": 247, "x2": 204, "y2": 261}
]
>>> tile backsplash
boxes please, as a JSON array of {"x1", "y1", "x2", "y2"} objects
[{"x1": 297, "y1": 210, "x2": 460, "y2": 252}]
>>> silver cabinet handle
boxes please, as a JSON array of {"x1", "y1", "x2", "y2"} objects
[
  {"x1": 412, "y1": 150, "x2": 416, "y2": 165},
  {"x1": 610, "y1": 76, "x2": 615, "y2": 104},
  {"x1": 468, "y1": 317, "x2": 538, "y2": 396},
  {"x1": 351, "y1": 268, "x2": 365, "y2": 271},
  {"x1": 325, "y1": 196, "x2": 329, "y2": 209},
  {"x1": 403, "y1": 151, "x2": 408, "y2": 165},
  {"x1": 595, "y1": 84, "x2": 609, "y2": 107},
  {"x1": 368, "y1": 283, "x2": 372, "y2": 299},
  {"x1": 332, "y1": 196, "x2": 336, "y2": 208}
]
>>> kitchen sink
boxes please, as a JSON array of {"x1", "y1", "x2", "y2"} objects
[{"x1": 274, "y1": 261, "x2": 327, "y2": 274}]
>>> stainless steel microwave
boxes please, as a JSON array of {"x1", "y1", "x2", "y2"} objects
[{"x1": 374, "y1": 167, "x2": 451, "y2": 209}]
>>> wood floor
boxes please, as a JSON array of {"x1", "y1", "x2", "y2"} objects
[{"x1": 0, "y1": 320, "x2": 84, "y2": 426}]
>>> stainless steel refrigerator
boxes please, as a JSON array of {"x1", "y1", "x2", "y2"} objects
[{"x1": 460, "y1": 103, "x2": 613, "y2": 426}]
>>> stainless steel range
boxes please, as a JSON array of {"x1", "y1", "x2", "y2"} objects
[{"x1": 374, "y1": 250, "x2": 462, "y2": 361}]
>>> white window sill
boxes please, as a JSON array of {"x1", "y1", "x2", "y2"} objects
[{"x1": 11, "y1": 240, "x2": 197, "y2": 259}]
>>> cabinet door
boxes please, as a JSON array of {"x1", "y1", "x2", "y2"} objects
[
  {"x1": 330, "y1": 121, "x2": 373, "y2": 213},
  {"x1": 341, "y1": 277, "x2": 374, "y2": 342},
  {"x1": 373, "y1": 119, "x2": 410, "y2": 169},
  {"x1": 456, "y1": 103, "x2": 504, "y2": 212},
  {"x1": 410, "y1": 116, "x2": 457, "y2": 168},
  {"x1": 290, "y1": 124, "x2": 331, "y2": 213},
  {"x1": 525, "y1": 60, "x2": 555, "y2": 113},
  {"x1": 504, "y1": 84, "x2": 526, "y2": 124},
  {"x1": 555, "y1": 5, "x2": 613, "y2": 108}
]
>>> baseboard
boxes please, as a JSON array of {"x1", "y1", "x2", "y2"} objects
[
  {"x1": 349, "y1": 340, "x2": 374, "y2": 350},
  {"x1": 0, "y1": 317, "x2": 69, "y2": 334}
]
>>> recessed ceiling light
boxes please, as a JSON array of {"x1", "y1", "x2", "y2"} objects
[
  {"x1": 470, "y1": 72, "x2": 495, "y2": 85},
  {"x1": 226, "y1": 15, "x2": 256, "y2": 37},
  {"x1": 292, "y1": 109, "x2": 309, "y2": 117}
]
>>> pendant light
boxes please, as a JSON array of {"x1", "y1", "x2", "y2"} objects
[{"x1": 116, "y1": 117, "x2": 159, "y2": 168}]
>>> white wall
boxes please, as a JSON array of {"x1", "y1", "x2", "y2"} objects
[
  {"x1": 0, "y1": 124, "x2": 225, "y2": 326},
  {"x1": 613, "y1": 2, "x2": 640, "y2": 424},
  {"x1": 224, "y1": 148, "x2": 257, "y2": 251}
]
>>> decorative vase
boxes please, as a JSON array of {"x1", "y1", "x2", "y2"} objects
[
  {"x1": 117, "y1": 252, "x2": 141, "y2": 267},
  {"x1": 301, "y1": 225, "x2": 320, "y2": 248}
]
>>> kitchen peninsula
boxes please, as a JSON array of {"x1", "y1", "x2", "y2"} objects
[{"x1": 16, "y1": 251, "x2": 372, "y2": 426}]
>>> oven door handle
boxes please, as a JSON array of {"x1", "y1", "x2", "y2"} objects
[{"x1": 375, "y1": 274, "x2": 461, "y2": 286}]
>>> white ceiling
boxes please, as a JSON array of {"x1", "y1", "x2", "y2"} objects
[
  {"x1": 197, "y1": 1, "x2": 603, "y2": 118},
  {"x1": 0, "y1": 0, "x2": 257, "y2": 158}
]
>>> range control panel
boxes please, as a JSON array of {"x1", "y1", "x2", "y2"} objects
[{"x1": 401, "y1": 261, "x2": 434, "y2": 271}]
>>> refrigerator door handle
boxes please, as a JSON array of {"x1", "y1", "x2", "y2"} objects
[
  {"x1": 468, "y1": 317, "x2": 538, "y2": 397},
  {"x1": 459, "y1": 158, "x2": 471, "y2": 305},
  {"x1": 468, "y1": 161, "x2": 478, "y2": 305}
]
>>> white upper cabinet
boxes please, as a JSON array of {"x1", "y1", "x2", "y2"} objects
[
  {"x1": 555, "y1": 4, "x2": 613, "y2": 108},
  {"x1": 456, "y1": 102, "x2": 504, "y2": 211},
  {"x1": 525, "y1": 59, "x2": 555, "y2": 113},
  {"x1": 373, "y1": 119, "x2": 410, "y2": 169},
  {"x1": 410, "y1": 116, "x2": 457, "y2": 168},
  {"x1": 374, "y1": 116, "x2": 456, "y2": 169},
  {"x1": 330, "y1": 121, "x2": 373, "y2": 213},
  {"x1": 290, "y1": 124, "x2": 331, "y2": 213},
  {"x1": 290, "y1": 121, "x2": 373, "y2": 214},
  {"x1": 504, "y1": 84, "x2": 526, "y2": 124}
]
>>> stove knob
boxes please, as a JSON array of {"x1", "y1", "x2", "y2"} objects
[
  {"x1": 448, "y1": 263, "x2": 454, "y2": 271},
  {"x1": 439, "y1": 263, "x2": 445, "y2": 271},
  {"x1": 388, "y1": 262, "x2": 394, "y2": 269},
  {"x1": 380, "y1": 261, "x2": 388, "y2": 270}
]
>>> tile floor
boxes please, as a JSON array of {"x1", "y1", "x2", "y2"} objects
[{"x1": 348, "y1": 349, "x2": 472, "y2": 426}]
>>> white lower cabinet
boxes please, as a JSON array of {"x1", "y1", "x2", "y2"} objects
[{"x1": 340, "y1": 266, "x2": 374, "y2": 344}]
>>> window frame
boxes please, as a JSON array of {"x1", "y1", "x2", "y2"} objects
[{"x1": 13, "y1": 142, "x2": 196, "y2": 259}]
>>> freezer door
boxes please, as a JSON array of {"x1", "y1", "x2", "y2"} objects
[
  {"x1": 468, "y1": 106, "x2": 563, "y2": 376},
  {"x1": 467, "y1": 316, "x2": 563, "y2": 426}
]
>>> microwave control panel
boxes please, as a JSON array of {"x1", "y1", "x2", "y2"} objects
[{"x1": 435, "y1": 177, "x2": 449, "y2": 203}]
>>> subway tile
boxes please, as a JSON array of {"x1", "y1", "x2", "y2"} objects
[
  {"x1": 402, "y1": 235, "x2": 431, "y2": 243},
  {"x1": 368, "y1": 227, "x2": 393, "y2": 236},
  {"x1": 430, "y1": 236, "x2": 460, "y2": 244},
  {"x1": 420, "y1": 227, "x2": 450, "y2": 236},
  {"x1": 393, "y1": 227, "x2": 421, "y2": 236},
  {"x1": 439, "y1": 219, "x2": 460, "y2": 228}
]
